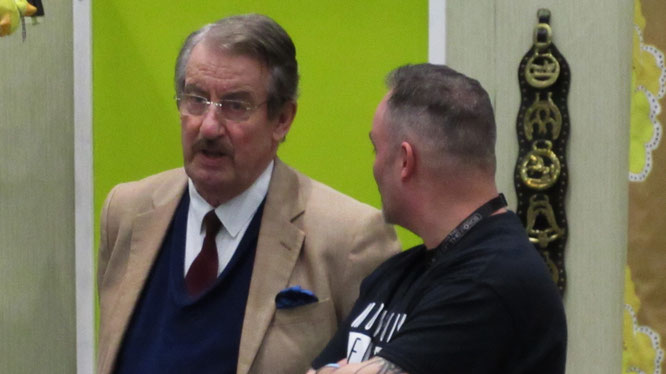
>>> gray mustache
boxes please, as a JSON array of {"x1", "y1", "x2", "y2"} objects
[{"x1": 192, "y1": 138, "x2": 233, "y2": 156}]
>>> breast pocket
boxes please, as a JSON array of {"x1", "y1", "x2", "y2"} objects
[
  {"x1": 273, "y1": 297, "x2": 336, "y2": 325},
  {"x1": 250, "y1": 298, "x2": 338, "y2": 374}
]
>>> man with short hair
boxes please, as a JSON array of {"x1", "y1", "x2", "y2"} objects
[
  {"x1": 97, "y1": 14, "x2": 399, "y2": 374},
  {"x1": 309, "y1": 64, "x2": 567, "y2": 374}
]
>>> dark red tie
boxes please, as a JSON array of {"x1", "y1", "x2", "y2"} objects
[{"x1": 185, "y1": 210, "x2": 221, "y2": 297}]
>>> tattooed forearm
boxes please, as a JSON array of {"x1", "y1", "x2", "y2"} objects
[{"x1": 352, "y1": 357, "x2": 407, "y2": 374}]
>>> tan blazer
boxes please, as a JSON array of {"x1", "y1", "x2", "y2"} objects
[{"x1": 97, "y1": 159, "x2": 400, "y2": 374}]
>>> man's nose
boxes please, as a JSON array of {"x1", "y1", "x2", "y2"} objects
[{"x1": 199, "y1": 104, "x2": 226, "y2": 138}]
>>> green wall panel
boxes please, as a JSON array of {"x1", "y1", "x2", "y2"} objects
[{"x1": 93, "y1": 1, "x2": 428, "y2": 259}]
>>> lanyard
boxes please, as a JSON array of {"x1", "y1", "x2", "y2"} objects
[{"x1": 436, "y1": 193, "x2": 508, "y2": 254}]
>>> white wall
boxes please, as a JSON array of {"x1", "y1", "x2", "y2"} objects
[{"x1": 0, "y1": 1, "x2": 77, "y2": 372}]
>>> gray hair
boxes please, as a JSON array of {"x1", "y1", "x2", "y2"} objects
[
  {"x1": 385, "y1": 63, "x2": 496, "y2": 174},
  {"x1": 174, "y1": 14, "x2": 299, "y2": 119}
]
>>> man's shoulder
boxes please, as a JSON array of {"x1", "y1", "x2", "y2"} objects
[
  {"x1": 104, "y1": 168, "x2": 186, "y2": 212},
  {"x1": 287, "y1": 166, "x2": 382, "y2": 218},
  {"x1": 456, "y1": 212, "x2": 565, "y2": 317},
  {"x1": 274, "y1": 161, "x2": 399, "y2": 250},
  {"x1": 352, "y1": 246, "x2": 423, "y2": 296},
  {"x1": 472, "y1": 212, "x2": 551, "y2": 276},
  {"x1": 116, "y1": 168, "x2": 186, "y2": 190},
  {"x1": 376, "y1": 245, "x2": 424, "y2": 271}
]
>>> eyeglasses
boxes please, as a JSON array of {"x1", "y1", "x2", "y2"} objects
[{"x1": 175, "y1": 93, "x2": 266, "y2": 121}]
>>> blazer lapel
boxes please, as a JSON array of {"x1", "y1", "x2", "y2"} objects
[
  {"x1": 236, "y1": 159, "x2": 306, "y2": 374},
  {"x1": 99, "y1": 173, "x2": 186, "y2": 374}
]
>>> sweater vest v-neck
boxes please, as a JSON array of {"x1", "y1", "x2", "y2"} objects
[{"x1": 114, "y1": 191, "x2": 264, "y2": 374}]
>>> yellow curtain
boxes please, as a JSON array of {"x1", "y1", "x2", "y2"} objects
[{"x1": 623, "y1": 1, "x2": 666, "y2": 373}]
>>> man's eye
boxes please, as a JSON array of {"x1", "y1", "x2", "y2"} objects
[
  {"x1": 225, "y1": 100, "x2": 248, "y2": 112},
  {"x1": 191, "y1": 96, "x2": 208, "y2": 104}
]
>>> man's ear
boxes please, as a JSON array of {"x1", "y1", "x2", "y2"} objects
[
  {"x1": 399, "y1": 141, "x2": 415, "y2": 180},
  {"x1": 273, "y1": 101, "x2": 297, "y2": 142}
]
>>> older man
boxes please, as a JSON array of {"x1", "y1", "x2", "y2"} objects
[
  {"x1": 97, "y1": 14, "x2": 399, "y2": 374},
  {"x1": 309, "y1": 64, "x2": 567, "y2": 374}
]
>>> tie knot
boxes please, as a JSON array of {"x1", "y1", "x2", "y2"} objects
[{"x1": 203, "y1": 210, "x2": 222, "y2": 237}]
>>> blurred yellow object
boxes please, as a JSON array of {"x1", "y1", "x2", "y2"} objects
[{"x1": 0, "y1": 0, "x2": 37, "y2": 37}]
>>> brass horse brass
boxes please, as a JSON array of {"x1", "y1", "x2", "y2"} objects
[
  {"x1": 524, "y1": 92, "x2": 562, "y2": 140},
  {"x1": 525, "y1": 23, "x2": 560, "y2": 88},
  {"x1": 525, "y1": 52, "x2": 560, "y2": 88},
  {"x1": 520, "y1": 140, "x2": 561, "y2": 190},
  {"x1": 526, "y1": 194, "x2": 566, "y2": 248}
]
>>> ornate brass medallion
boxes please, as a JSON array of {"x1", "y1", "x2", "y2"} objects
[
  {"x1": 524, "y1": 92, "x2": 562, "y2": 140},
  {"x1": 525, "y1": 52, "x2": 560, "y2": 88},
  {"x1": 526, "y1": 194, "x2": 566, "y2": 248},
  {"x1": 520, "y1": 140, "x2": 561, "y2": 190}
]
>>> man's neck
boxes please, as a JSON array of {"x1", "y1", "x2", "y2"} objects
[
  {"x1": 415, "y1": 184, "x2": 500, "y2": 249},
  {"x1": 192, "y1": 160, "x2": 275, "y2": 207}
]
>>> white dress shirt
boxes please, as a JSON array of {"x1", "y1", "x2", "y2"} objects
[{"x1": 184, "y1": 161, "x2": 273, "y2": 276}]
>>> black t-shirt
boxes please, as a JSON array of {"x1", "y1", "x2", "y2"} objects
[{"x1": 312, "y1": 212, "x2": 567, "y2": 374}]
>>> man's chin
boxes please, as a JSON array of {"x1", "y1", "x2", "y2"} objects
[
  {"x1": 186, "y1": 155, "x2": 230, "y2": 175},
  {"x1": 186, "y1": 166, "x2": 230, "y2": 189},
  {"x1": 194, "y1": 152, "x2": 230, "y2": 168}
]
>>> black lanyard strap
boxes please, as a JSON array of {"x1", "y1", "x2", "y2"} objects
[{"x1": 438, "y1": 193, "x2": 508, "y2": 253}]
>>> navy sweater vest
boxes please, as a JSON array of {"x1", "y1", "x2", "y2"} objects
[{"x1": 114, "y1": 192, "x2": 264, "y2": 374}]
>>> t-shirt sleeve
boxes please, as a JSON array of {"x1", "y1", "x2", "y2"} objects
[{"x1": 376, "y1": 280, "x2": 514, "y2": 374}]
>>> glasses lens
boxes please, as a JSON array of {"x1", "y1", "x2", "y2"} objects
[
  {"x1": 180, "y1": 95, "x2": 208, "y2": 115},
  {"x1": 178, "y1": 95, "x2": 259, "y2": 121},
  {"x1": 220, "y1": 100, "x2": 251, "y2": 121}
]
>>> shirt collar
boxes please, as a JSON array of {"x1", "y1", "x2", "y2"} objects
[{"x1": 187, "y1": 160, "x2": 273, "y2": 238}]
